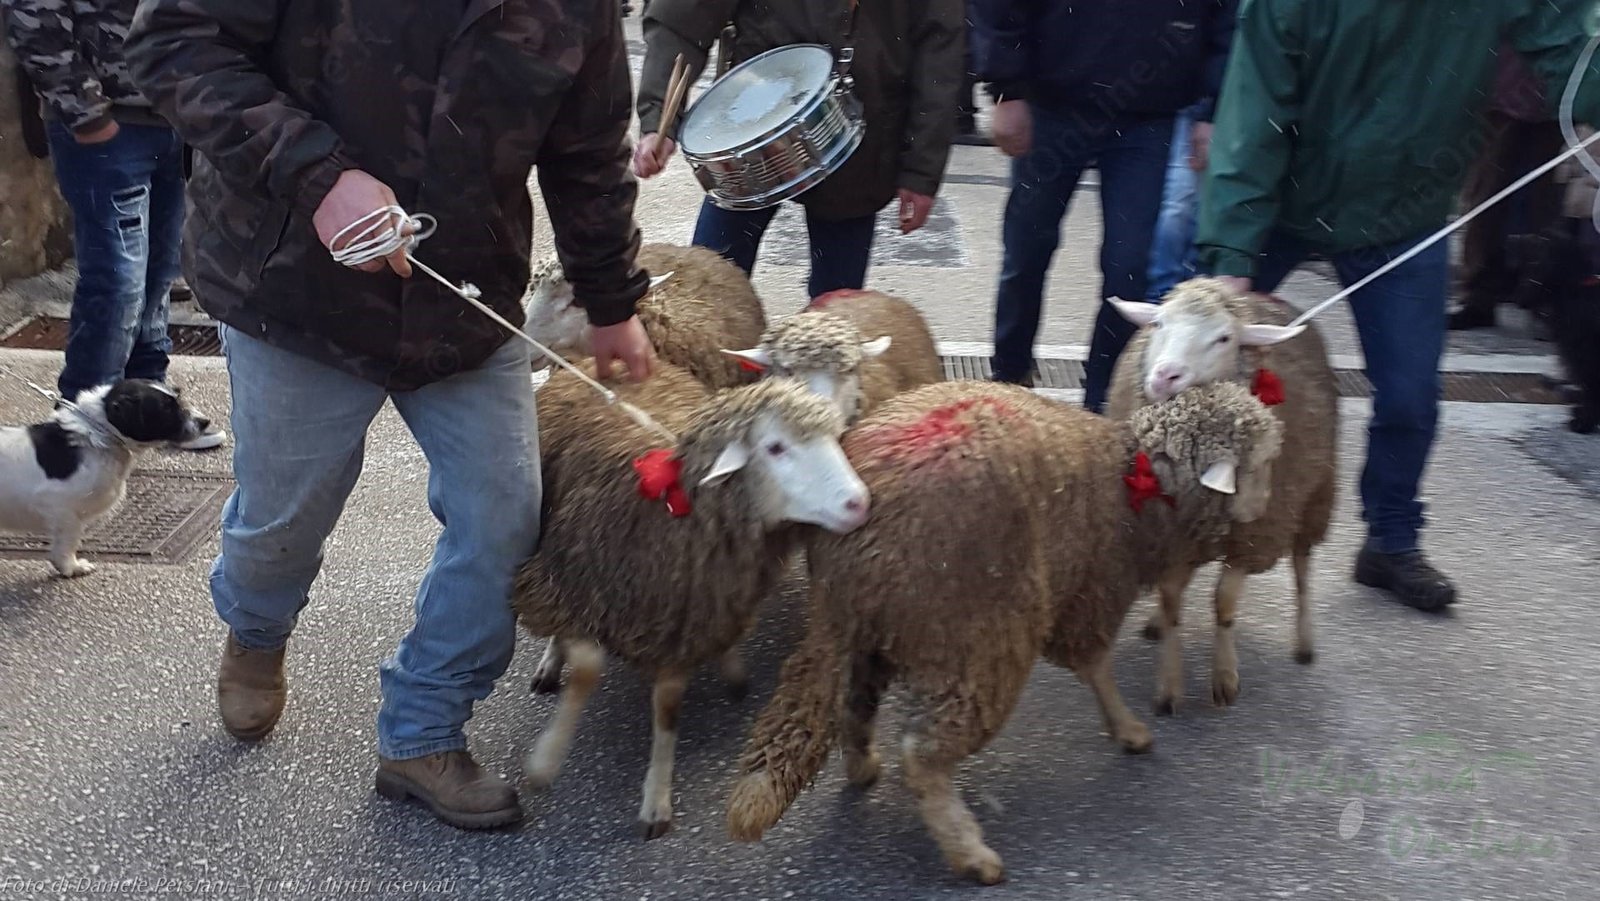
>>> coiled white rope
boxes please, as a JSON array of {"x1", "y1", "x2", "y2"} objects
[
  {"x1": 1285, "y1": 34, "x2": 1600, "y2": 329},
  {"x1": 328, "y1": 206, "x2": 678, "y2": 442}
]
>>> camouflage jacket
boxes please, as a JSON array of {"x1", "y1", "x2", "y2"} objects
[
  {"x1": 1, "y1": 0, "x2": 166, "y2": 133},
  {"x1": 639, "y1": 0, "x2": 965, "y2": 221},
  {"x1": 123, "y1": 0, "x2": 648, "y2": 391}
]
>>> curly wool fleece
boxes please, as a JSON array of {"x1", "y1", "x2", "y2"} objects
[{"x1": 758, "y1": 313, "x2": 866, "y2": 373}]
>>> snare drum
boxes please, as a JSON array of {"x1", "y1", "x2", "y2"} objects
[{"x1": 677, "y1": 44, "x2": 865, "y2": 211}]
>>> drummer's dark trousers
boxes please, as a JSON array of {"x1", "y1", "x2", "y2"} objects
[{"x1": 692, "y1": 197, "x2": 877, "y2": 300}]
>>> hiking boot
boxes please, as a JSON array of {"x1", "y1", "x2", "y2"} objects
[
  {"x1": 376, "y1": 750, "x2": 523, "y2": 830},
  {"x1": 1354, "y1": 548, "x2": 1457, "y2": 612},
  {"x1": 217, "y1": 632, "x2": 287, "y2": 740},
  {"x1": 1447, "y1": 306, "x2": 1496, "y2": 330}
]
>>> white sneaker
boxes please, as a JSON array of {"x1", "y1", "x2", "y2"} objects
[{"x1": 177, "y1": 421, "x2": 227, "y2": 451}]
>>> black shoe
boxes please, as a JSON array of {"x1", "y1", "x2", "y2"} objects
[
  {"x1": 989, "y1": 371, "x2": 1034, "y2": 389},
  {"x1": 1447, "y1": 306, "x2": 1496, "y2": 330},
  {"x1": 1354, "y1": 548, "x2": 1457, "y2": 612}
]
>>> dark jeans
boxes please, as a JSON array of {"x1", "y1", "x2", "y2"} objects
[
  {"x1": 46, "y1": 121, "x2": 184, "y2": 401},
  {"x1": 691, "y1": 197, "x2": 877, "y2": 300},
  {"x1": 989, "y1": 107, "x2": 1171, "y2": 409},
  {"x1": 1246, "y1": 231, "x2": 1450, "y2": 555}
]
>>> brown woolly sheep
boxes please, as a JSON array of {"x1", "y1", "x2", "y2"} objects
[
  {"x1": 724, "y1": 379, "x2": 1284, "y2": 884},
  {"x1": 723, "y1": 289, "x2": 943, "y2": 424},
  {"x1": 1106, "y1": 278, "x2": 1338, "y2": 713},
  {"x1": 511, "y1": 361, "x2": 871, "y2": 839},
  {"x1": 525, "y1": 242, "x2": 768, "y2": 390}
]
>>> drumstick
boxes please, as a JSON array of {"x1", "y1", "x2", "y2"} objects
[{"x1": 657, "y1": 54, "x2": 689, "y2": 165}]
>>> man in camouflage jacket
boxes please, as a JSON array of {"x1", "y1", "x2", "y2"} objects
[
  {"x1": 122, "y1": 0, "x2": 657, "y2": 829},
  {"x1": 1, "y1": 0, "x2": 222, "y2": 446}
]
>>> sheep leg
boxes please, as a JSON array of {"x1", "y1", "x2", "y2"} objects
[
  {"x1": 639, "y1": 670, "x2": 689, "y2": 839},
  {"x1": 1211, "y1": 564, "x2": 1246, "y2": 707},
  {"x1": 901, "y1": 704, "x2": 1005, "y2": 885},
  {"x1": 530, "y1": 639, "x2": 565, "y2": 694},
  {"x1": 523, "y1": 640, "x2": 603, "y2": 790},
  {"x1": 1154, "y1": 566, "x2": 1193, "y2": 715},
  {"x1": 719, "y1": 644, "x2": 749, "y2": 700},
  {"x1": 1293, "y1": 548, "x2": 1315, "y2": 664},
  {"x1": 1076, "y1": 649, "x2": 1153, "y2": 754},
  {"x1": 841, "y1": 652, "x2": 893, "y2": 788}
]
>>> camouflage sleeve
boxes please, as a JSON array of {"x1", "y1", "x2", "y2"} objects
[
  {"x1": 123, "y1": 0, "x2": 350, "y2": 221},
  {"x1": 637, "y1": 0, "x2": 741, "y2": 136},
  {"x1": 1, "y1": 0, "x2": 114, "y2": 132},
  {"x1": 533, "y1": 0, "x2": 648, "y2": 328}
]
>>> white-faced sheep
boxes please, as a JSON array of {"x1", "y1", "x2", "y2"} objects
[
  {"x1": 724, "y1": 379, "x2": 1285, "y2": 884},
  {"x1": 723, "y1": 289, "x2": 944, "y2": 424},
  {"x1": 525, "y1": 242, "x2": 769, "y2": 390},
  {"x1": 511, "y1": 360, "x2": 870, "y2": 839},
  {"x1": 1106, "y1": 277, "x2": 1337, "y2": 714}
]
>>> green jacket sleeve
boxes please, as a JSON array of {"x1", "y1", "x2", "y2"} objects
[
  {"x1": 637, "y1": 0, "x2": 742, "y2": 137},
  {"x1": 1195, "y1": 0, "x2": 1306, "y2": 280},
  {"x1": 1509, "y1": 0, "x2": 1600, "y2": 127},
  {"x1": 897, "y1": 0, "x2": 965, "y2": 197}
]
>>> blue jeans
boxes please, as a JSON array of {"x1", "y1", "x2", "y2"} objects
[
  {"x1": 1244, "y1": 231, "x2": 1448, "y2": 555},
  {"x1": 1145, "y1": 110, "x2": 1200, "y2": 301},
  {"x1": 691, "y1": 197, "x2": 876, "y2": 300},
  {"x1": 46, "y1": 121, "x2": 184, "y2": 401},
  {"x1": 212, "y1": 326, "x2": 542, "y2": 759},
  {"x1": 989, "y1": 108, "x2": 1172, "y2": 410}
]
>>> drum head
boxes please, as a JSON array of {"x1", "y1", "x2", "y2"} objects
[{"x1": 680, "y1": 45, "x2": 836, "y2": 155}]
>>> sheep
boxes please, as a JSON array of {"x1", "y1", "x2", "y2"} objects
[
  {"x1": 511, "y1": 359, "x2": 871, "y2": 839},
  {"x1": 1105, "y1": 277, "x2": 1338, "y2": 714},
  {"x1": 722, "y1": 289, "x2": 944, "y2": 424},
  {"x1": 724, "y1": 378, "x2": 1285, "y2": 884},
  {"x1": 524, "y1": 242, "x2": 769, "y2": 390}
]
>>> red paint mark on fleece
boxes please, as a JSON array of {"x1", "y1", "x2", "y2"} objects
[
  {"x1": 852, "y1": 397, "x2": 1018, "y2": 464},
  {"x1": 807, "y1": 289, "x2": 872, "y2": 311}
]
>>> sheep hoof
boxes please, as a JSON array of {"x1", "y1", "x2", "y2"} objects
[
  {"x1": 1294, "y1": 647, "x2": 1316, "y2": 665},
  {"x1": 956, "y1": 847, "x2": 1006, "y2": 885},
  {"x1": 529, "y1": 670, "x2": 562, "y2": 695},
  {"x1": 845, "y1": 749, "x2": 881, "y2": 789},
  {"x1": 723, "y1": 677, "x2": 749, "y2": 701},
  {"x1": 640, "y1": 816, "x2": 674, "y2": 840},
  {"x1": 1211, "y1": 673, "x2": 1240, "y2": 707},
  {"x1": 1154, "y1": 696, "x2": 1179, "y2": 717},
  {"x1": 1141, "y1": 620, "x2": 1162, "y2": 641},
  {"x1": 1116, "y1": 722, "x2": 1153, "y2": 754}
]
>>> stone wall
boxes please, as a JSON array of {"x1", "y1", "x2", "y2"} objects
[{"x1": 0, "y1": 41, "x2": 72, "y2": 289}]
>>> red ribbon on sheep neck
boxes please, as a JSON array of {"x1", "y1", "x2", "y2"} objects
[
  {"x1": 1252, "y1": 367, "x2": 1285, "y2": 406},
  {"x1": 633, "y1": 449, "x2": 692, "y2": 517},
  {"x1": 1124, "y1": 452, "x2": 1175, "y2": 514}
]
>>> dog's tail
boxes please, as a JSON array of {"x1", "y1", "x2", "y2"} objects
[{"x1": 726, "y1": 623, "x2": 844, "y2": 841}]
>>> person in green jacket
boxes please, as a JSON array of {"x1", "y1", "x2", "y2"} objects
[{"x1": 1196, "y1": 0, "x2": 1600, "y2": 612}]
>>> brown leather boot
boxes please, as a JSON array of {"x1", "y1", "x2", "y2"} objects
[
  {"x1": 375, "y1": 750, "x2": 523, "y2": 830},
  {"x1": 217, "y1": 632, "x2": 286, "y2": 741}
]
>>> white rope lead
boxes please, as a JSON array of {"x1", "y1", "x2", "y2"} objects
[{"x1": 329, "y1": 206, "x2": 678, "y2": 443}]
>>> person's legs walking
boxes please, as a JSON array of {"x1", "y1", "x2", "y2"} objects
[
  {"x1": 990, "y1": 107, "x2": 1092, "y2": 384},
  {"x1": 1333, "y1": 236, "x2": 1456, "y2": 610},
  {"x1": 124, "y1": 126, "x2": 184, "y2": 386},
  {"x1": 1145, "y1": 111, "x2": 1199, "y2": 302},
  {"x1": 1081, "y1": 117, "x2": 1172, "y2": 412},
  {"x1": 803, "y1": 210, "x2": 877, "y2": 299},
  {"x1": 691, "y1": 198, "x2": 779, "y2": 276}
]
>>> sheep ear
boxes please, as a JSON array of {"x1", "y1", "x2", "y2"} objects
[
  {"x1": 1240, "y1": 323, "x2": 1305, "y2": 346},
  {"x1": 1110, "y1": 298, "x2": 1160, "y2": 327},
  {"x1": 1201, "y1": 460, "x2": 1237, "y2": 495},
  {"x1": 861, "y1": 335, "x2": 892, "y2": 358},
  {"x1": 701, "y1": 441, "x2": 750, "y2": 487},
  {"x1": 720, "y1": 347, "x2": 771, "y2": 371},
  {"x1": 648, "y1": 271, "x2": 674, "y2": 290}
]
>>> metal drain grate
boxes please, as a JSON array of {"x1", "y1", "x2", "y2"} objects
[
  {"x1": 1, "y1": 317, "x2": 222, "y2": 356},
  {"x1": 0, "y1": 471, "x2": 233, "y2": 565},
  {"x1": 937, "y1": 355, "x2": 1564, "y2": 405}
]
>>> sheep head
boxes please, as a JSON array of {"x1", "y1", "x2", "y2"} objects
[
  {"x1": 524, "y1": 255, "x2": 671, "y2": 371},
  {"x1": 1111, "y1": 278, "x2": 1303, "y2": 403},
  {"x1": 722, "y1": 313, "x2": 892, "y2": 425},
  {"x1": 1129, "y1": 380, "x2": 1285, "y2": 532},
  {"x1": 679, "y1": 379, "x2": 871, "y2": 534}
]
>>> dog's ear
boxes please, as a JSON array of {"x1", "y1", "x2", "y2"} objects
[{"x1": 102, "y1": 380, "x2": 188, "y2": 443}]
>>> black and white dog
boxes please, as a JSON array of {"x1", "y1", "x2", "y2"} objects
[
  {"x1": 0, "y1": 379, "x2": 213, "y2": 577},
  {"x1": 1508, "y1": 226, "x2": 1600, "y2": 434}
]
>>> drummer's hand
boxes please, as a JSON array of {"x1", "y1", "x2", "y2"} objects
[
  {"x1": 992, "y1": 100, "x2": 1033, "y2": 158},
  {"x1": 590, "y1": 316, "x2": 656, "y2": 382},
  {"x1": 897, "y1": 189, "x2": 935, "y2": 234},
  {"x1": 633, "y1": 133, "x2": 677, "y2": 179}
]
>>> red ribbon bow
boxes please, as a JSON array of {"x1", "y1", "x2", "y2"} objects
[
  {"x1": 1124, "y1": 451, "x2": 1175, "y2": 513},
  {"x1": 633, "y1": 449, "x2": 692, "y2": 517},
  {"x1": 1252, "y1": 367, "x2": 1285, "y2": 406}
]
